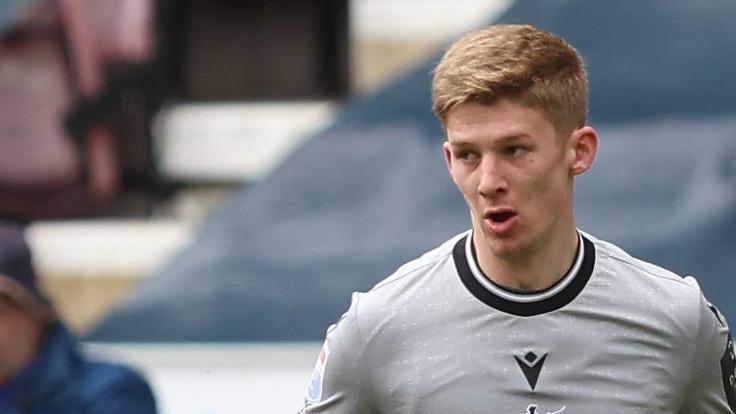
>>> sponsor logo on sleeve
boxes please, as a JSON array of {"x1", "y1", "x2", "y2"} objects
[
  {"x1": 305, "y1": 342, "x2": 330, "y2": 405},
  {"x1": 708, "y1": 304, "x2": 725, "y2": 327},
  {"x1": 722, "y1": 333, "x2": 736, "y2": 411}
]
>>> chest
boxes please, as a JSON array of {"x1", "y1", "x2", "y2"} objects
[{"x1": 369, "y1": 309, "x2": 692, "y2": 414}]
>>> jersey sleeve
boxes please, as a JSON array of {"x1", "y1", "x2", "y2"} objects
[
  {"x1": 298, "y1": 293, "x2": 374, "y2": 414},
  {"x1": 680, "y1": 287, "x2": 735, "y2": 414}
]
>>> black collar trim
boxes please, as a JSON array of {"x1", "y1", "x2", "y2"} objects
[{"x1": 453, "y1": 231, "x2": 596, "y2": 317}]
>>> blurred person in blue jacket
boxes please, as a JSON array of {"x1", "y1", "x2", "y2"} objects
[{"x1": 0, "y1": 221, "x2": 157, "y2": 413}]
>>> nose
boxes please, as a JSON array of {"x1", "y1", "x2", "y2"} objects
[{"x1": 477, "y1": 155, "x2": 508, "y2": 198}]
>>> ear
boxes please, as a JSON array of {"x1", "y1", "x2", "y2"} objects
[
  {"x1": 443, "y1": 141, "x2": 454, "y2": 174},
  {"x1": 568, "y1": 126, "x2": 598, "y2": 176}
]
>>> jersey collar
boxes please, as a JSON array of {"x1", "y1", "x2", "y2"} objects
[{"x1": 453, "y1": 230, "x2": 596, "y2": 316}]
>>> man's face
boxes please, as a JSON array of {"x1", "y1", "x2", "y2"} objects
[
  {"x1": 0, "y1": 296, "x2": 43, "y2": 382},
  {"x1": 443, "y1": 99, "x2": 592, "y2": 259}
]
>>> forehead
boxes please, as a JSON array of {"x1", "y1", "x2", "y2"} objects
[{"x1": 445, "y1": 99, "x2": 557, "y2": 144}]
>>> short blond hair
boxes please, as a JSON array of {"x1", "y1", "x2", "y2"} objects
[{"x1": 432, "y1": 24, "x2": 588, "y2": 135}]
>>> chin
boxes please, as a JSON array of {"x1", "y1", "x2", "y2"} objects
[
  {"x1": 489, "y1": 240, "x2": 526, "y2": 258},
  {"x1": 477, "y1": 229, "x2": 526, "y2": 257}
]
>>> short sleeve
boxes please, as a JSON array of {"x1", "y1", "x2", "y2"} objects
[
  {"x1": 299, "y1": 293, "x2": 374, "y2": 414},
  {"x1": 680, "y1": 286, "x2": 735, "y2": 414}
]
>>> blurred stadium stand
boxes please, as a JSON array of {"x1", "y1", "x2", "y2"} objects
[
  {"x1": 3, "y1": 0, "x2": 507, "y2": 332},
  {"x1": 0, "y1": 0, "x2": 349, "y2": 221},
  {"x1": 0, "y1": 0, "x2": 162, "y2": 219},
  {"x1": 86, "y1": 0, "x2": 736, "y2": 342}
]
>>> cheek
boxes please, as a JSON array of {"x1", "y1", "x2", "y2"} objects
[
  {"x1": 0, "y1": 321, "x2": 19, "y2": 355},
  {"x1": 453, "y1": 170, "x2": 477, "y2": 195},
  {"x1": 458, "y1": 181, "x2": 478, "y2": 206},
  {"x1": 454, "y1": 174, "x2": 484, "y2": 213},
  {"x1": 519, "y1": 165, "x2": 568, "y2": 207},
  {"x1": 0, "y1": 318, "x2": 35, "y2": 351}
]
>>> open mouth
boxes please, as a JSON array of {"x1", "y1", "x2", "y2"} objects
[{"x1": 487, "y1": 211, "x2": 516, "y2": 223}]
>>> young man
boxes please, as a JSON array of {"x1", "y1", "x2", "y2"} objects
[
  {"x1": 299, "y1": 25, "x2": 735, "y2": 413},
  {"x1": 0, "y1": 222, "x2": 158, "y2": 413}
]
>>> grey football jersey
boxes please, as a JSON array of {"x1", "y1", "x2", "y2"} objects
[{"x1": 300, "y1": 231, "x2": 735, "y2": 414}]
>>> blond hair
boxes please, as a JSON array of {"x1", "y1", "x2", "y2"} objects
[{"x1": 432, "y1": 24, "x2": 588, "y2": 135}]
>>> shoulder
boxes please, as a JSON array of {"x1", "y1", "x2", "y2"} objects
[
  {"x1": 73, "y1": 359, "x2": 157, "y2": 413},
  {"x1": 307, "y1": 233, "x2": 467, "y2": 409},
  {"x1": 325, "y1": 231, "x2": 466, "y2": 344},
  {"x1": 78, "y1": 359, "x2": 152, "y2": 393},
  {"x1": 368, "y1": 231, "x2": 466, "y2": 295},
  {"x1": 585, "y1": 235, "x2": 734, "y2": 410},
  {"x1": 36, "y1": 324, "x2": 157, "y2": 413},
  {"x1": 586, "y1": 231, "x2": 697, "y2": 293},
  {"x1": 355, "y1": 231, "x2": 466, "y2": 312},
  {"x1": 584, "y1": 232, "x2": 706, "y2": 327}
]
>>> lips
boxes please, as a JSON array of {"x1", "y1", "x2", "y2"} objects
[
  {"x1": 483, "y1": 208, "x2": 518, "y2": 234},
  {"x1": 488, "y1": 211, "x2": 515, "y2": 223}
]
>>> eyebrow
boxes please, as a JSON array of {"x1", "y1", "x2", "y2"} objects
[
  {"x1": 448, "y1": 134, "x2": 532, "y2": 148},
  {"x1": 448, "y1": 141, "x2": 475, "y2": 149}
]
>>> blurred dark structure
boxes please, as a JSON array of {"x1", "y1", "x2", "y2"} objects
[
  {"x1": 159, "y1": 0, "x2": 349, "y2": 101},
  {"x1": 0, "y1": 0, "x2": 162, "y2": 219},
  {"x1": 89, "y1": 0, "x2": 736, "y2": 342},
  {"x1": 0, "y1": 0, "x2": 349, "y2": 220}
]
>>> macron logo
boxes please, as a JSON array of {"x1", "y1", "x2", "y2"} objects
[{"x1": 514, "y1": 351, "x2": 548, "y2": 391}]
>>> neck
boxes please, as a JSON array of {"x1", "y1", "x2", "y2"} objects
[{"x1": 472, "y1": 224, "x2": 580, "y2": 292}]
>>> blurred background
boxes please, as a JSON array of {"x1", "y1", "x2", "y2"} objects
[{"x1": 2, "y1": 0, "x2": 735, "y2": 412}]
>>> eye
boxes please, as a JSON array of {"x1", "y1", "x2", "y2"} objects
[
  {"x1": 456, "y1": 150, "x2": 478, "y2": 162},
  {"x1": 503, "y1": 145, "x2": 527, "y2": 157}
]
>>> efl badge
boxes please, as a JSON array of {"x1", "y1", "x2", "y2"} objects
[{"x1": 306, "y1": 342, "x2": 330, "y2": 404}]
